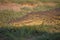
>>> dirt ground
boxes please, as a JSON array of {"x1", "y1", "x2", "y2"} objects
[{"x1": 0, "y1": 2, "x2": 57, "y2": 12}]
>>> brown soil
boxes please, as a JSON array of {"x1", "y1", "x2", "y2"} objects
[
  {"x1": 0, "y1": 2, "x2": 57, "y2": 12},
  {"x1": 0, "y1": 3, "x2": 21, "y2": 11},
  {"x1": 0, "y1": 3, "x2": 37, "y2": 11}
]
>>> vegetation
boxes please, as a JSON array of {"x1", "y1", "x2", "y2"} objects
[
  {"x1": 0, "y1": 6, "x2": 56, "y2": 25},
  {"x1": 0, "y1": 10, "x2": 26, "y2": 24},
  {"x1": 0, "y1": 25, "x2": 60, "y2": 40},
  {"x1": 0, "y1": 0, "x2": 60, "y2": 22},
  {"x1": 0, "y1": 0, "x2": 60, "y2": 3},
  {"x1": 0, "y1": 0, "x2": 60, "y2": 40}
]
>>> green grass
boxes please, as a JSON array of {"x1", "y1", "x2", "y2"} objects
[
  {"x1": 0, "y1": 25, "x2": 60, "y2": 40},
  {"x1": 38, "y1": 0, "x2": 60, "y2": 3},
  {"x1": 0, "y1": 0, "x2": 60, "y2": 3},
  {"x1": 0, "y1": 10, "x2": 27, "y2": 24}
]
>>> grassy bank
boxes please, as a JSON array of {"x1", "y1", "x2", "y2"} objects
[{"x1": 0, "y1": 25, "x2": 60, "y2": 40}]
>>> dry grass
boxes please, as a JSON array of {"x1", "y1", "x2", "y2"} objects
[{"x1": 10, "y1": 8, "x2": 60, "y2": 26}]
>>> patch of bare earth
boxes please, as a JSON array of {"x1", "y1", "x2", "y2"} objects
[
  {"x1": 0, "y1": 3, "x2": 37, "y2": 12},
  {"x1": 0, "y1": 2, "x2": 57, "y2": 12},
  {"x1": 0, "y1": 3, "x2": 20, "y2": 11}
]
